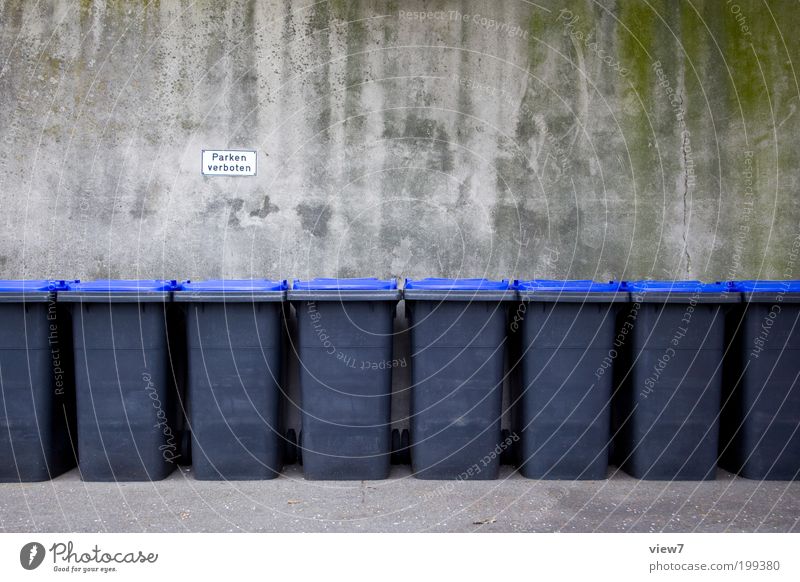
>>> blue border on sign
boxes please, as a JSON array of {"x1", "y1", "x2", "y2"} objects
[{"x1": 201, "y1": 149, "x2": 258, "y2": 177}]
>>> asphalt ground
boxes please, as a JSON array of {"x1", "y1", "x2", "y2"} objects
[{"x1": 1, "y1": 465, "x2": 798, "y2": 533}]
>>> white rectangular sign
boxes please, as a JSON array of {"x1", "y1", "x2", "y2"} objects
[{"x1": 201, "y1": 149, "x2": 257, "y2": 176}]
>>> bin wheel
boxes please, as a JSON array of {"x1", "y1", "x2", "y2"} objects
[
  {"x1": 391, "y1": 429, "x2": 401, "y2": 464},
  {"x1": 179, "y1": 429, "x2": 192, "y2": 467},
  {"x1": 284, "y1": 429, "x2": 298, "y2": 465},
  {"x1": 400, "y1": 429, "x2": 411, "y2": 465},
  {"x1": 500, "y1": 429, "x2": 514, "y2": 466}
]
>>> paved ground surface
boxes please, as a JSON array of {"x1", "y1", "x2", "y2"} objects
[{"x1": 1, "y1": 466, "x2": 798, "y2": 533}]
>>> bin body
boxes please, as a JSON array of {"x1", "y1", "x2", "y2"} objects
[
  {"x1": 405, "y1": 279, "x2": 512, "y2": 480},
  {"x1": 614, "y1": 281, "x2": 736, "y2": 480},
  {"x1": 61, "y1": 280, "x2": 179, "y2": 482},
  {"x1": 0, "y1": 281, "x2": 76, "y2": 482},
  {"x1": 176, "y1": 280, "x2": 286, "y2": 480},
  {"x1": 290, "y1": 279, "x2": 399, "y2": 480},
  {"x1": 514, "y1": 280, "x2": 626, "y2": 480},
  {"x1": 720, "y1": 281, "x2": 800, "y2": 480}
]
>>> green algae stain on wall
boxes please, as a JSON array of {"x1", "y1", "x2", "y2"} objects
[
  {"x1": 525, "y1": 3, "x2": 552, "y2": 73},
  {"x1": 722, "y1": 4, "x2": 763, "y2": 120},
  {"x1": 616, "y1": 1, "x2": 661, "y2": 277},
  {"x1": 721, "y1": 2, "x2": 779, "y2": 275},
  {"x1": 617, "y1": 0, "x2": 659, "y2": 107},
  {"x1": 720, "y1": 3, "x2": 790, "y2": 133}
]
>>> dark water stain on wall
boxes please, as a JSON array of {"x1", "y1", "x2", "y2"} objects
[
  {"x1": 296, "y1": 202, "x2": 332, "y2": 237},
  {"x1": 250, "y1": 194, "x2": 280, "y2": 218},
  {"x1": 227, "y1": 197, "x2": 245, "y2": 228},
  {"x1": 307, "y1": 0, "x2": 333, "y2": 137},
  {"x1": 390, "y1": 114, "x2": 455, "y2": 173},
  {"x1": 129, "y1": 180, "x2": 161, "y2": 218}
]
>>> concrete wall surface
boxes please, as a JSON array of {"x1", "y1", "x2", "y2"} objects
[{"x1": 1, "y1": 0, "x2": 798, "y2": 281}]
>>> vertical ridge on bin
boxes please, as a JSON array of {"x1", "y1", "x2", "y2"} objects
[{"x1": 404, "y1": 278, "x2": 514, "y2": 480}]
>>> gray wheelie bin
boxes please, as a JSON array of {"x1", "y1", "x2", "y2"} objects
[
  {"x1": 614, "y1": 281, "x2": 738, "y2": 480},
  {"x1": 720, "y1": 280, "x2": 800, "y2": 480},
  {"x1": 175, "y1": 279, "x2": 287, "y2": 480},
  {"x1": 0, "y1": 280, "x2": 76, "y2": 481},
  {"x1": 514, "y1": 279, "x2": 626, "y2": 479},
  {"x1": 60, "y1": 279, "x2": 181, "y2": 481},
  {"x1": 405, "y1": 278, "x2": 514, "y2": 480},
  {"x1": 290, "y1": 278, "x2": 400, "y2": 480}
]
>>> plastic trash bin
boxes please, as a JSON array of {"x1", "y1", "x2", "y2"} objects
[
  {"x1": 290, "y1": 278, "x2": 400, "y2": 480},
  {"x1": 513, "y1": 280, "x2": 627, "y2": 480},
  {"x1": 0, "y1": 280, "x2": 76, "y2": 482},
  {"x1": 175, "y1": 279, "x2": 287, "y2": 480},
  {"x1": 720, "y1": 280, "x2": 800, "y2": 480},
  {"x1": 613, "y1": 280, "x2": 737, "y2": 480},
  {"x1": 60, "y1": 279, "x2": 181, "y2": 481},
  {"x1": 405, "y1": 278, "x2": 514, "y2": 480}
]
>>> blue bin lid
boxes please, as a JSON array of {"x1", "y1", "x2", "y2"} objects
[
  {"x1": 0, "y1": 280, "x2": 68, "y2": 292},
  {"x1": 292, "y1": 278, "x2": 397, "y2": 291},
  {"x1": 180, "y1": 279, "x2": 287, "y2": 292},
  {"x1": 729, "y1": 280, "x2": 800, "y2": 293},
  {"x1": 404, "y1": 278, "x2": 510, "y2": 290},
  {"x1": 66, "y1": 279, "x2": 178, "y2": 292},
  {"x1": 514, "y1": 279, "x2": 622, "y2": 293},
  {"x1": 623, "y1": 280, "x2": 729, "y2": 293}
]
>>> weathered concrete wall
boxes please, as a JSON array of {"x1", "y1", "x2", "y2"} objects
[{"x1": 1, "y1": 0, "x2": 798, "y2": 281}]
